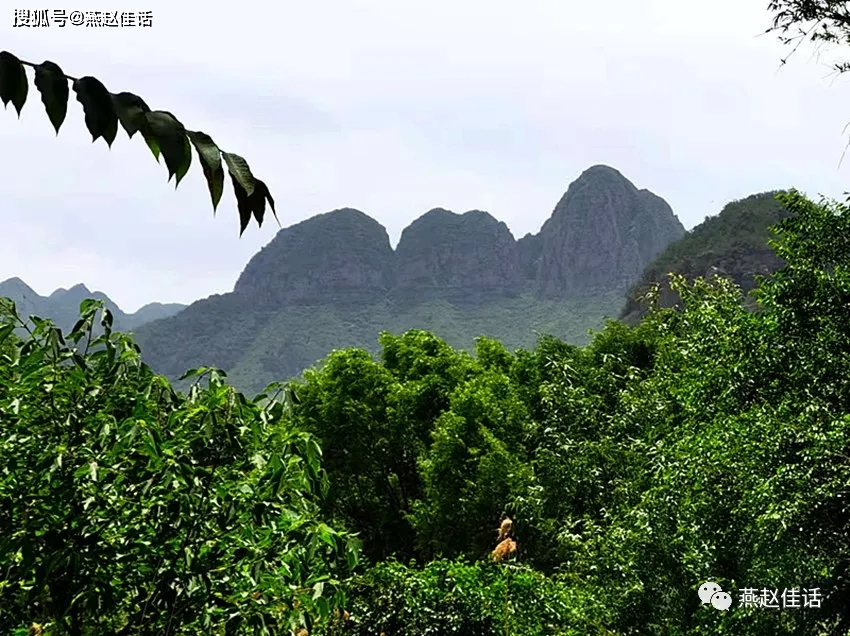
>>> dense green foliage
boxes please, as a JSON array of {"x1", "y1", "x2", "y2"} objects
[
  {"x1": 5, "y1": 190, "x2": 850, "y2": 634},
  {"x1": 0, "y1": 300, "x2": 357, "y2": 635},
  {"x1": 0, "y1": 185, "x2": 850, "y2": 636},
  {"x1": 280, "y1": 190, "x2": 850, "y2": 634},
  {"x1": 325, "y1": 559, "x2": 609, "y2": 636},
  {"x1": 620, "y1": 191, "x2": 792, "y2": 322},
  {"x1": 4, "y1": 3, "x2": 850, "y2": 632}
]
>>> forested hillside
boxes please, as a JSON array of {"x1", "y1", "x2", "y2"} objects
[
  {"x1": 133, "y1": 165, "x2": 684, "y2": 394},
  {"x1": 4, "y1": 190, "x2": 850, "y2": 634},
  {"x1": 4, "y1": 0, "x2": 850, "y2": 629},
  {"x1": 620, "y1": 191, "x2": 793, "y2": 323}
]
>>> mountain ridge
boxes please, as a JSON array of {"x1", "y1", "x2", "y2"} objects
[
  {"x1": 620, "y1": 190, "x2": 792, "y2": 324},
  {"x1": 133, "y1": 164, "x2": 686, "y2": 393},
  {"x1": 0, "y1": 278, "x2": 186, "y2": 332},
  {"x1": 3, "y1": 170, "x2": 792, "y2": 397},
  {"x1": 230, "y1": 164, "x2": 687, "y2": 310}
]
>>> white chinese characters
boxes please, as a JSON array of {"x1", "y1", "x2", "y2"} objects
[
  {"x1": 699, "y1": 582, "x2": 823, "y2": 611},
  {"x1": 12, "y1": 9, "x2": 153, "y2": 27},
  {"x1": 738, "y1": 587, "x2": 822, "y2": 609}
]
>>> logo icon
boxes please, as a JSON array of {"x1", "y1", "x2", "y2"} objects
[{"x1": 698, "y1": 581, "x2": 732, "y2": 611}]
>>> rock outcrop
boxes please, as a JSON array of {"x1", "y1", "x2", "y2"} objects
[
  {"x1": 393, "y1": 209, "x2": 524, "y2": 305},
  {"x1": 229, "y1": 166, "x2": 683, "y2": 309},
  {"x1": 126, "y1": 164, "x2": 689, "y2": 391},
  {"x1": 534, "y1": 165, "x2": 686, "y2": 296},
  {"x1": 234, "y1": 208, "x2": 396, "y2": 307}
]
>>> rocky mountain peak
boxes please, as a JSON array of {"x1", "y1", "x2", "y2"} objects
[
  {"x1": 225, "y1": 165, "x2": 684, "y2": 309},
  {"x1": 234, "y1": 207, "x2": 396, "y2": 306},
  {"x1": 393, "y1": 208, "x2": 523, "y2": 305},
  {"x1": 534, "y1": 164, "x2": 686, "y2": 296}
]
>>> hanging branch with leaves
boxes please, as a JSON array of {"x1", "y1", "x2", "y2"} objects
[
  {"x1": 766, "y1": 0, "x2": 850, "y2": 72},
  {"x1": 0, "y1": 50, "x2": 277, "y2": 235}
]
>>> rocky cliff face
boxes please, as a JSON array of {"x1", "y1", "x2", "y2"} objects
[
  {"x1": 234, "y1": 208, "x2": 396, "y2": 306},
  {"x1": 230, "y1": 166, "x2": 683, "y2": 308},
  {"x1": 517, "y1": 233, "x2": 542, "y2": 281},
  {"x1": 131, "y1": 164, "x2": 688, "y2": 391},
  {"x1": 393, "y1": 209, "x2": 524, "y2": 305},
  {"x1": 535, "y1": 165, "x2": 686, "y2": 296}
]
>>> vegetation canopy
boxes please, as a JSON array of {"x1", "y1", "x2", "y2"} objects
[
  {"x1": 7, "y1": 191, "x2": 849, "y2": 634},
  {"x1": 0, "y1": 299, "x2": 358, "y2": 635}
]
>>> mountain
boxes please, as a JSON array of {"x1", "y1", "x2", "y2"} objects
[
  {"x1": 619, "y1": 191, "x2": 792, "y2": 324},
  {"x1": 0, "y1": 277, "x2": 42, "y2": 319},
  {"x1": 535, "y1": 165, "x2": 685, "y2": 296},
  {"x1": 128, "y1": 302, "x2": 190, "y2": 327},
  {"x1": 234, "y1": 208, "x2": 396, "y2": 307},
  {"x1": 0, "y1": 278, "x2": 186, "y2": 332},
  {"x1": 133, "y1": 165, "x2": 685, "y2": 394},
  {"x1": 391, "y1": 208, "x2": 525, "y2": 305}
]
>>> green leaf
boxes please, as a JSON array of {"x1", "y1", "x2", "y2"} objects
[
  {"x1": 0, "y1": 323, "x2": 14, "y2": 345},
  {"x1": 221, "y1": 153, "x2": 277, "y2": 234},
  {"x1": 250, "y1": 179, "x2": 277, "y2": 227},
  {"x1": 142, "y1": 111, "x2": 190, "y2": 185},
  {"x1": 144, "y1": 134, "x2": 161, "y2": 161},
  {"x1": 229, "y1": 174, "x2": 277, "y2": 236},
  {"x1": 315, "y1": 596, "x2": 330, "y2": 620},
  {"x1": 316, "y1": 523, "x2": 336, "y2": 548},
  {"x1": 178, "y1": 367, "x2": 213, "y2": 381},
  {"x1": 0, "y1": 51, "x2": 28, "y2": 116},
  {"x1": 78, "y1": 298, "x2": 100, "y2": 317},
  {"x1": 187, "y1": 131, "x2": 224, "y2": 211},
  {"x1": 33, "y1": 61, "x2": 68, "y2": 133},
  {"x1": 175, "y1": 135, "x2": 192, "y2": 187},
  {"x1": 230, "y1": 173, "x2": 254, "y2": 236},
  {"x1": 222, "y1": 152, "x2": 256, "y2": 197},
  {"x1": 346, "y1": 544, "x2": 359, "y2": 570},
  {"x1": 73, "y1": 76, "x2": 118, "y2": 146},
  {"x1": 111, "y1": 91, "x2": 150, "y2": 138},
  {"x1": 101, "y1": 308, "x2": 114, "y2": 330}
]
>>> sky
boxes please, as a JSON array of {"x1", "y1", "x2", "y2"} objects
[{"x1": 3, "y1": 0, "x2": 850, "y2": 312}]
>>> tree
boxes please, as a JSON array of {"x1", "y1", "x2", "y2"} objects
[
  {"x1": 0, "y1": 51, "x2": 276, "y2": 235},
  {"x1": 0, "y1": 299, "x2": 359, "y2": 634},
  {"x1": 767, "y1": 0, "x2": 850, "y2": 72}
]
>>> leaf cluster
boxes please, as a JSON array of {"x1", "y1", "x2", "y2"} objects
[
  {"x1": 767, "y1": 0, "x2": 850, "y2": 72},
  {"x1": 0, "y1": 300, "x2": 358, "y2": 635},
  {"x1": 0, "y1": 51, "x2": 276, "y2": 235}
]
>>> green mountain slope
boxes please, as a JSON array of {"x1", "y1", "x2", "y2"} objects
[
  {"x1": 620, "y1": 191, "x2": 793, "y2": 323},
  {"x1": 0, "y1": 277, "x2": 186, "y2": 332},
  {"x1": 134, "y1": 165, "x2": 683, "y2": 394},
  {"x1": 136, "y1": 291, "x2": 624, "y2": 395}
]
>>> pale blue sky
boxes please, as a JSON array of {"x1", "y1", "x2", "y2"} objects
[{"x1": 2, "y1": 0, "x2": 850, "y2": 311}]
